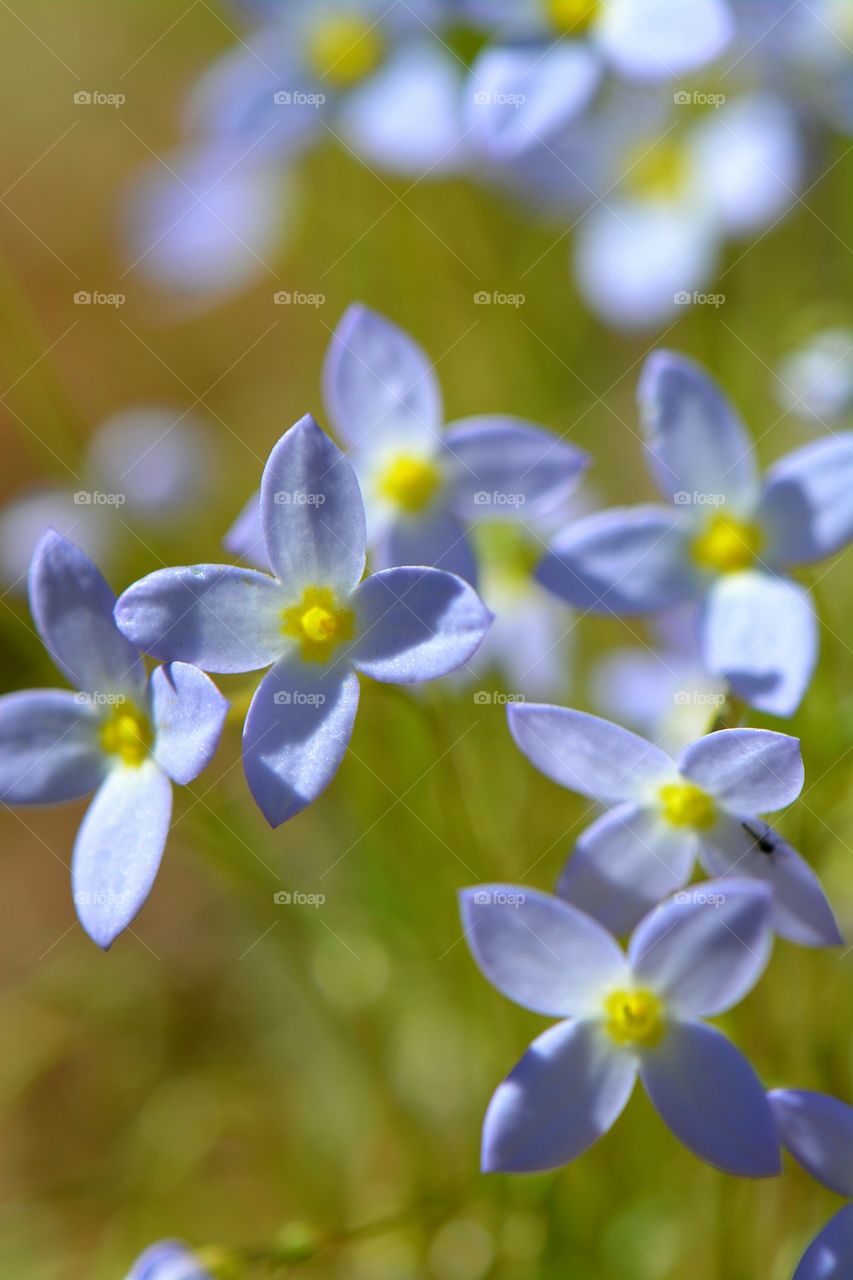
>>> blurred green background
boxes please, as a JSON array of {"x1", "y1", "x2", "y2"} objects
[{"x1": 0, "y1": 2, "x2": 851, "y2": 1277}]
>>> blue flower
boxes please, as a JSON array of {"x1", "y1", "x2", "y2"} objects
[
  {"x1": 226, "y1": 305, "x2": 589, "y2": 585},
  {"x1": 126, "y1": 1240, "x2": 212, "y2": 1280},
  {"x1": 0, "y1": 532, "x2": 228, "y2": 949},
  {"x1": 508, "y1": 702, "x2": 841, "y2": 947},
  {"x1": 768, "y1": 1089, "x2": 853, "y2": 1279},
  {"x1": 460, "y1": 878, "x2": 780, "y2": 1176},
  {"x1": 115, "y1": 415, "x2": 492, "y2": 827},
  {"x1": 777, "y1": 327, "x2": 853, "y2": 428},
  {"x1": 537, "y1": 350, "x2": 853, "y2": 715}
]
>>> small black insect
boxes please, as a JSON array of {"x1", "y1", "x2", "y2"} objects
[{"x1": 741, "y1": 821, "x2": 776, "y2": 855}]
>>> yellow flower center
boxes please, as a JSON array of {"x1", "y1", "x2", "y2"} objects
[
  {"x1": 306, "y1": 14, "x2": 384, "y2": 87},
  {"x1": 99, "y1": 701, "x2": 153, "y2": 768},
  {"x1": 625, "y1": 137, "x2": 689, "y2": 201},
  {"x1": 282, "y1": 586, "x2": 355, "y2": 663},
  {"x1": 658, "y1": 781, "x2": 716, "y2": 830},
  {"x1": 376, "y1": 452, "x2": 443, "y2": 514},
  {"x1": 604, "y1": 988, "x2": 665, "y2": 1047},
  {"x1": 545, "y1": 0, "x2": 599, "y2": 34},
  {"x1": 691, "y1": 514, "x2": 764, "y2": 574},
  {"x1": 473, "y1": 522, "x2": 541, "y2": 595}
]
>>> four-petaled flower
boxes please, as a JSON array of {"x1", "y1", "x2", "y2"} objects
[
  {"x1": 115, "y1": 415, "x2": 492, "y2": 827},
  {"x1": 0, "y1": 532, "x2": 227, "y2": 949},
  {"x1": 460, "y1": 879, "x2": 780, "y2": 1176},
  {"x1": 508, "y1": 701, "x2": 841, "y2": 946},
  {"x1": 537, "y1": 351, "x2": 853, "y2": 714}
]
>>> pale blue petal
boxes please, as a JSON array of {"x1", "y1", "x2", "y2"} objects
[
  {"x1": 29, "y1": 530, "x2": 146, "y2": 697},
  {"x1": 793, "y1": 1207, "x2": 853, "y2": 1280},
  {"x1": 638, "y1": 350, "x2": 759, "y2": 508},
  {"x1": 242, "y1": 658, "x2": 359, "y2": 827},
  {"x1": 777, "y1": 328, "x2": 853, "y2": 427},
  {"x1": 260, "y1": 416, "x2": 366, "y2": 593},
  {"x1": 769, "y1": 1091, "x2": 853, "y2": 1198},
  {"x1": 115, "y1": 565, "x2": 284, "y2": 674},
  {"x1": 629, "y1": 879, "x2": 773, "y2": 1016},
  {"x1": 444, "y1": 416, "x2": 589, "y2": 521},
  {"x1": 322, "y1": 305, "x2": 443, "y2": 453},
  {"x1": 459, "y1": 885, "x2": 627, "y2": 1018},
  {"x1": 557, "y1": 804, "x2": 696, "y2": 936},
  {"x1": 127, "y1": 1239, "x2": 212, "y2": 1280},
  {"x1": 0, "y1": 689, "x2": 104, "y2": 805},
  {"x1": 699, "y1": 570, "x2": 817, "y2": 716},
  {"x1": 482, "y1": 1019, "x2": 636, "y2": 1173},
  {"x1": 699, "y1": 817, "x2": 842, "y2": 948},
  {"x1": 90, "y1": 408, "x2": 209, "y2": 517},
  {"x1": 759, "y1": 433, "x2": 853, "y2": 566},
  {"x1": 377, "y1": 507, "x2": 478, "y2": 583},
  {"x1": 640, "y1": 1021, "x2": 780, "y2": 1176},
  {"x1": 597, "y1": 0, "x2": 734, "y2": 81},
  {"x1": 0, "y1": 486, "x2": 106, "y2": 593},
  {"x1": 223, "y1": 488, "x2": 270, "y2": 571},
  {"x1": 349, "y1": 567, "x2": 491, "y2": 682},
  {"x1": 150, "y1": 662, "x2": 228, "y2": 786},
  {"x1": 72, "y1": 761, "x2": 173, "y2": 949},
  {"x1": 507, "y1": 703, "x2": 674, "y2": 802},
  {"x1": 678, "y1": 727, "x2": 804, "y2": 813},
  {"x1": 537, "y1": 506, "x2": 697, "y2": 614}
]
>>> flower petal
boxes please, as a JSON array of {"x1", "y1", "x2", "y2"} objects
[
  {"x1": 678, "y1": 727, "x2": 804, "y2": 813},
  {"x1": 507, "y1": 704, "x2": 674, "y2": 803},
  {"x1": 377, "y1": 507, "x2": 478, "y2": 583},
  {"x1": 792, "y1": 1207, "x2": 853, "y2": 1280},
  {"x1": 150, "y1": 663, "x2": 228, "y2": 786},
  {"x1": 322, "y1": 305, "x2": 442, "y2": 453},
  {"x1": 72, "y1": 760, "x2": 172, "y2": 949},
  {"x1": 127, "y1": 1239, "x2": 213, "y2": 1280},
  {"x1": 640, "y1": 1020, "x2": 780, "y2": 1176},
  {"x1": 349, "y1": 567, "x2": 491, "y2": 683},
  {"x1": 115, "y1": 565, "x2": 284, "y2": 674},
  {"x1": 459, "y1": 885, "x2": 626, "y2": 1018},
  {"x1": 699, "y1": 569, "x2": 817, "y2": 716},
  {"x1": 629, "y1": 879, "x2": 773, "y2": 1017},
  {"x1": 444, "y1": 416, "x2": 589, "y2": 522},
  {"x1": 0, "y1": 689, "x2": 104, "y2": 805},
  {"x1": 537, "y1": 506, "x2": 697, "y2": 614},
  {"x1": 482, "y1": 1019, "x2": 636, "y2": 1173},
  {"x1": 597, "y1": 0, "x2": 734, "y2": 81},
  {"x1": 223, "y1": 488, "x2": 269, "y2": 571},
  {"x1": 557, "y1": 804, "x2": 697, "y2": 936},
  {"x1": 638, "y1": 350, "x2": 759, "y2": 509},
  {"x1": 759, "y1": 432, "x2": 853, "y2": 566},
  {"x1": 29, "y1": 531, "x2": 145, "y2": 697},
  {"x1": 699, "y1": 816, "x2": 842, "y2": 948},
  {"x1": 260, "y1": 416, "x2": 366, "y2": 594},
  {"x1": 242, "y1": 658, "x2": 360, "y2": 827},
  {"x1": 769, "y1": 1090, "x2": 853, "y2": 1197}
]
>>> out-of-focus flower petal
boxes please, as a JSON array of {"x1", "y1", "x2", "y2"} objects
[
  {"x1": 89, "y1": 408, "x2": 211, "y2": 517},
  {"x1": 0, "y1": 689, "x2": 104, "y2": 805},
  {"x1": 597, "y1": 0, "x2": 734, "y2": 81},
  {"x1": 150, "y1": 663, "x2": 228, "y2": 786},
  {"x1": 0, "y1": 487, "x2": 106, "y2": 593},
  {"x1": 768, "y1": 1091, "x2": 853, "y2": 1197},
  {"x1": 760, "y1": 432, "x2": 853, "y2": 566},
  {"x1": 126, "y1": 1239, "x2": 213, "y2": 1280},
  {"x1": 223, "y1": 489, "x2": 269, "y2": 571},
  {"x1": 792, "y1": 1206, "x2": 853, "y2": 1280},
  {"x1": 376, "y1": 506, "x2": 477, "y2": 583}
]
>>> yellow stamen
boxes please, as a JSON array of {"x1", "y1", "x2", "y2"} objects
[
  {"x1": 282, "y1": 585, "x2": 354, "y2": 663},
  {"x1": 625, "y1": 137, "x2": 689, "y2": 201},
  {"x1": 545, "y1": 0, "x2": 599, "y2": 35},
  {"x1": 376, "y1": 452, "x2": 442, "y2": 514},
  {"x1": 691, "y1": 514, "x2": 764, "y2": 574},
  {"x1": 604, "y1": 988, "x2": 665, "y2": 1047},
  {"x1": 99, "y1": 701, "x2": 153, "y2": 768},
  {"x1": 659, "y1": 781, "x2": 716, "y2": 830},
  {"x1": 306, "y1": 14, "x2": 384, "y2": 87}
]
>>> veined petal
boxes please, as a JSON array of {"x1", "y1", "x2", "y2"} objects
[
  {"x1": 72, "y1": 761, "x2": 173, "y2": 949},
  {"x1": 629, "y1": 879, "x2": 773, "y2": 1017},
  {"x1": 242, "y1": 658, "x2": 360, "y2": 827},
  {"x1": 29, "y1": 531, "x2": 145, "y2": 697},
  {"x1": 482, "y1": 1019, "x2": 636, "y2": 1173},
  {"x1": 223, "y1": 489, "x2": 269, "y2": 571},
  {"x1": 699, "y1": 570, "x2": 817, "y2": 716},
  {"x1": 115, "y1": 565, "x2": 284, "y2": 674},
  {"x1": 759, "y1": 432, "x2": 853, "y2": 566},
  {"x1": 640, "y1": 1021, "x2": 780, "y2": 1176},
  {"x1": 768, "y1": 1090, "x2": 853, "y2": 1197},
  {"x1": 127, "y1": 1239, "x2": 213, "y2": 1280},
  {"x1": 678, "y1": 727, "x2": 804, "y2": 813},
  {"x1": 699, "y1": 816, "x2": 842, "y2": 948},
  {"x1": 0, "y1": 689, "x2": 104, "y2": 805},
  {"x1": 349, "y1": 567, "x2": 491, "y2": 683},
  {"x1": 638, "y1": 350, "x2": 759, "y2": 510},
  {"x1": 322, "y1": 304, "x2": 442, "y2": 453},
  {"x1": 459, "y1": 885, "x2": 627, "y2": 1018},
  {"x1": 557, "y1": 804, "x2": 696, "y2": 936},
  {"x1": 508, "y1": 704, "x2": 674, "y2": 803},
  {"x1": 378, "y1": 507, "x2": 478, "y2": 583},
  {"x1": 537, "y1": 506, "x2": 697, "y2": 614},
  {"x1": 260, "y1": 416, "x2": 366, "y2": 594},
  {"x1": 444, "y1": 416, "x2": 589, "y2": 522},
  {"x1": 150, "y1": 663, "x2": 228, "y2": 786},
  {"x1": 597, "y1": 0, "x2": 734, "y2": 81},
  {"x1": 792, "y1": 1207, "x2": 853, "y2": 1280}
]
